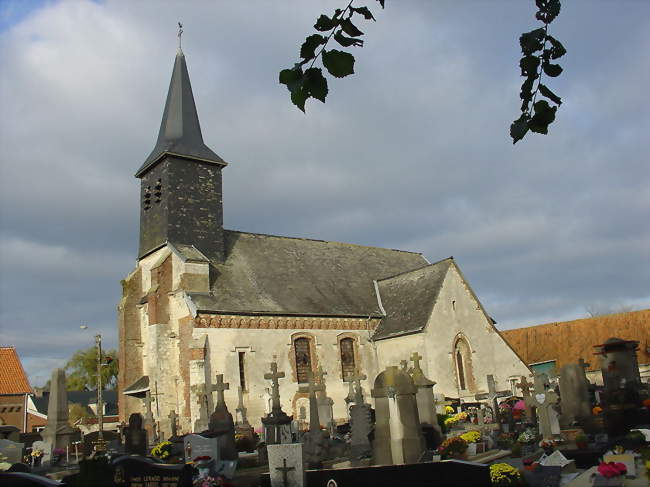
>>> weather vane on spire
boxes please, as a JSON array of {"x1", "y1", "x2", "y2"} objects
[{"x1": 177, "y1": 22, "x2": 183, "y2": 49}]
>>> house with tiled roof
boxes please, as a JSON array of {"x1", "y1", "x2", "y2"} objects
[
  {"x1": 500, "y1": 309, "x2": 650, "y2": 384},
  {"x1": 0, "y1": 347, "x2": 36, "y2": 432}
]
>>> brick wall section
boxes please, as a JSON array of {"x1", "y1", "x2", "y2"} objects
[
  {"x1": 500, "y1": 309, "x2": 650, "y2": 371},
  {"x1": 117, "y1": 269, "x2": 144, "y2": 423},
  {"x1": 0, "y1": 394, "x2": 27, "y2": 431}
]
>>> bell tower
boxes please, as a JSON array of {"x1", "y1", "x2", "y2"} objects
[{"x1": 135, "y1": 46, "x2": 227, "y2": 262}]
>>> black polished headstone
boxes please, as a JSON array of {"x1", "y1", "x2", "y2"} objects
[
  {"x1": 260, "y1": 459, "x2": 490, "y2": 487},
  {"x1": 112, "y1": 455, "x2": 193, "y2": 487},
  {"x1": 523, "y1": 465, "x2": 562, "y2": 487}
]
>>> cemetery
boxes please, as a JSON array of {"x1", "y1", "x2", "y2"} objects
[{"x1": 1, "y1": 338, "x2": 649, "y2": 487}]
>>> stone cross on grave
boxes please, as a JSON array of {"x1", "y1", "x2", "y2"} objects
[
  {"x1": 475, "y1": 375, "x2": 511, "y2": 431},
  {"x1": 411, "y1": 352, "x2": 423, "y2": 370},
  {"x1": 313, "y1": 365, "x2": 327, "y2": 397},
  {"x1": 264, "y1": 361, "x2": 285, "y2": 413},
  {"x1": 400, "y1": 360, "x2": 410, "y2": 374},
  {"x1": 275, "y1": 458, "x2": 295, "y2": 487},
  {"x1": 516, "y1": 375, "x2": 535, "y2": 421},
  {"x1": 236, "y1": 386, "x2": 249, "y2": 425},
  {"x1": 299, "y1": 371, "x2": 325, "y2": 432},
  {"x1": 525, "y1": 373, "x2": 559, "y2": 440},
  {"x1": 349, "y1": 371, "x2": 367, "y2": 405},
  {"x1": 211, "y1": 374, "x2": 229, "y2": 408},
  {"x1": 168, "y1": 409, "x2": 178, "y2": 438}
]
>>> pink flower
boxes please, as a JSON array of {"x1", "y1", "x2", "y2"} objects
[{"x1": 597, "y1": 462, "x2": 627, "y2": 479}]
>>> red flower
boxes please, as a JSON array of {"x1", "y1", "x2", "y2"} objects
[{"x1": 597, "y1": 462, "x2": 627, "y2": 479}]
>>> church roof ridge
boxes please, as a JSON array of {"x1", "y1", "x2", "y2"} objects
[
  {"x1": 135, "y1": 48, "x2": 226, "y2": 178},
  {"x1": 223, "y1": 228, "x2": 424, "y2": 256},
  {"x1": 375, "y1": 256, "x2": 454, "y2": 283}
]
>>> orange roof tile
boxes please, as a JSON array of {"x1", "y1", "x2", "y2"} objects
[
  {"x1": 0, "y1": 347, "x2": 33, "y2": 395},
  {"x1": 500, "y1": 309, "x2": 650, "y2": 372}
]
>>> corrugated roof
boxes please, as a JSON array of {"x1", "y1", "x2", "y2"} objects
[
  {"x1": 0, "y1": 347, "x2": 33, "y2": 395},
  {"x1": 372, "y1": 258, "x2": 452, "y2": 340},
  {"x1": 500, "y1": 309, "x2": 650, "y2": 371},
  {"x1": 188, "y1": 230, "x2": 428, "y2": 316}
]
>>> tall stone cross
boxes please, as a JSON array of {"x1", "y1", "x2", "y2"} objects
[
  {"x1": 410, "y1": 351, "x2": 435, "y2": 387},
  {"x1": 349, "y1": 371, "x2": 367, "y2": 405},
  {"x1": 275, "y1": 458, "x2": 295, "y2": 487},
  {"x1": 211, "y1": 374, "x2": 229, "y2": 408},
  {"x1": 144, "y1": 390, "x2": 154, "y2": 423},
  {"x1": 411, "y1": 352, "x2": 423, "y2": 370},
  {"x1": 299, "y1": 371, "x2": 325, "y2": 432},
  {"x1": 516, "y1": 375, "x2": 534, "y2": 420},
  {"x1": 525, "y1": 373, "x2": 559, "y2": 440},
  {"x1": 475, "y1": 374, "x2": 511, "y2": 431},
  {"x1": 168, "y1": 409, "x2": 178, "y2": 438},
  {"x1": 314, "y1": 365, "x2": 327, "y2": 398},
  {"x1": 194, "y1": 390, "x2": 209, "y2": 432},
  {"x1": 236, "y1": 386, "x2": 249, "y2": 425},
  {"x1": 264, "y1": 361, "x2": 285, "y2": 413}
]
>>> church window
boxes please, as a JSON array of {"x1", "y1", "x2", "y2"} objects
[
  {"x1": 154, "y1": 179, "x2": 162, "y2": 203},
  {"x1": 143, "y1": 186, "x2": 152, "y2": 210},
  {"x1": 238, "y1": 351, "x2": 246, "y2": 391},
  {"x1": 456, "y1": 351, "x2": 466, "y2": 390},
  {"x1": 340, "y1": 338, "x2": 356, "y2": 381},
  {"x1": 294, "y1": 337, "x2": 312, "y2": 383}
]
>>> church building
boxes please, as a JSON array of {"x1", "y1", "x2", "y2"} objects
[{"x1": 117, "y1": 46, "x2": 530, "y2": 436}]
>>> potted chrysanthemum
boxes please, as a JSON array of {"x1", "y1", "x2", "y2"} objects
[
  {"x1": 489, "y1": 463, "x2": 524, "y2": 486},
  {"x1": 460, "y1": 430, "x2": 482, "y2": 456},
  {"x1": 437, "y1": 436, "x2": 469, "y2": 460}
]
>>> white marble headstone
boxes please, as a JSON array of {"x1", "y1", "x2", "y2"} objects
[
  {"x1": 32, "y1": 440, "x2": 52, "y2": 463},
  {"x1": 268, "y1": 443, "x2": 305, "y2": 487}
]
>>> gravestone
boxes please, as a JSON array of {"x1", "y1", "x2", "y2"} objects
[
  {"x1": 205, "y1": 374, "x2": 238, "y2": 462},
  {"x1": 81, "y1": 431, "x2": 120, "y2": 457},
  {"x1": 0, "y1": 438, "x2": 24, "y2": 464},
  {"x1": 168, "y1": 410, "x2": 178, "y2": 439},
  {"x1": 183, "y1": 434, "x2": 218, "y2": 463},
  {"x1": 261, "y1": 362, "x2": 293, "y2": 445},
  {"x1": 234, "y1": 386, "x2": 255, "y2": 450},
  {"x1": 516, "y1": 376, "x2": 535, "y2": 423},
  {"x1": 112, "y1": 455, "x2": 193, "y2": 487},
  {"x1": 32, "y1": 440, "x2": 52, "y2": 465},
  {"x1": 0, "y1": 426, "x2": 21, "y2": 442},
  {"x1": 344, "y1": 380, "x2": 355, "y2": 419},
  {"x1": 348, "y1": 372, "x2": 372, "y2": 459},
  {"x1": 124, "y1": 413, "x2": 148, "y2": 456},
  {"x1": 267, "y1": 443, "x2": 305, "y2": 487},
  {"x1": 558, "y1": 362, "x2": 592, "y2": 427},
  {"x1": 594, "y1": 337, "x2": 644, "y2": 436},
  {"x1": 298, "y1": 371, "x2": 328, "y2": 468},
  {"x1": 193, "y1": 387, "x2": 210, "y2": 433},
  {"x1": 142, "y1": 390, "x2": 157, "y2": 444},
  {"x1": 371, "y1": 366, "x2": 424, "y2": 465},
  {"x1": 41, "y1": 368, "x2": 76, "y2": 453},
  {"x1": 408, "y1": 352, "x2": 442, "y2": 449},
  {"x1": 313, "y1": 366, "x2": 334, "y2": 435},
  {"x1": 474, "y1": 375, "x2": 511, "y2": 432},
  {"x1": 525, "y1": 373, "x2": 560, "y2": 440}
]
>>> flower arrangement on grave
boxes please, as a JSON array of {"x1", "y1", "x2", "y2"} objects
[
  {"x1": 643, "y1": 398, "x2": 650, "y2": 409},
  {"x1": 592, "y1": 405, "x2": 603, "y2": 415},
  {"x1": 496, "y1": 432, "x2": 515, "y2": 449},
  {"x1": 193, "y1": 475, "x2": 225, "y2": 487},
  {"x1": 597, "y1": 462, "x2": 627, "y2": 479},
  {"x1": 517, "y1": 429, "x2": 536, "y2": 445},
  {"x1": 489, "y1": 463, "x2": 523, "y2": 486},
  {"x1": 437, "y1": 436, "x2": 468, "y2": 459},
  {"x1": 460, "y1": 430, "x2": 481, "y2": 444},
  {"x1": 574, "y1": 433, "x2": 588, "y2": 449},
  {"x1": 30, "y1": 449, "x2": 43, "y2": 458},
  {"x1": 151, "y1": 441, "x2": 172, "y2": 460},
  {"x1": 445, "y1": 406, "x2": 455, "y2": 414},
  {"x1": 539, "y1": 439, "x2": 556, "y2": 454},
  {"x1": 443, "y1": 411, "x2": 469, "y2": 427}
]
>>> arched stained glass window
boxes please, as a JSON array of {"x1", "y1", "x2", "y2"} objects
[
  {"x1": 294, "y1": 337, "x2": 312, "y2": 383},
  {"x1": 340, "y1": 338, "x2": 356, "y2": 381}
]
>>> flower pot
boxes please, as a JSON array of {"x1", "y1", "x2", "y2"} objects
[{"x1": 576, "y1": 441, "x2": 588, "y2": 449}]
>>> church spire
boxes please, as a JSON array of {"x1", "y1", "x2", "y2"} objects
[{"x1": 135, "y1": 42, "x2": 225, "y2": 178}]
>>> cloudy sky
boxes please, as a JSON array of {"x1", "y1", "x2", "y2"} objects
[{"x1": 1, "y1": 0, "x2": 648, "y2": 386}]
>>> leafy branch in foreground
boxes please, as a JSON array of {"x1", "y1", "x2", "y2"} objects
[
  {"x1": 279, "y1": 0, "x2": 384, "y2": 112},
  {"x1": 511, "y1": 0, "x2": 566, "y2": 143}
]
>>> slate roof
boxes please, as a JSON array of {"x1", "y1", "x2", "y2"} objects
[
  {"x1": 0, "y1": 347, "x2": 32, "y2": 395},
  {"x1": 500, "y1": 309, "x2": 650, "y2": 371},
  {"x1": 187, "y1": 230, "x2": 428, "y2": 317},
  {"x1": 135, "y1": 49, "x2": 225, "y2": 178},
  {"x1": 32, "y1": 390, "x2": 118, "y2": 416},
  {"x1": 372, "y1": 258, "x2": 453, "y2": 340}
]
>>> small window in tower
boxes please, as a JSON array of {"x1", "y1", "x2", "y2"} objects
[
  {"x1": 154, "y1": 179, "x2": 162, "y2": 203},
  {"x1": 15, "y1": 406, "x2": 21, "y2": 412},
  {"x1": 452, "y1": 300, "x2": 456, "y2": 311},
  {"x1": 340, "y1": 338, "x2": 356, "y2": 382},
  {"x1": 238, "y1": 351, "x2": 246, "y2": 391},
  {"x1": 294, "y1": 337, "x2": 312, "y2": 383},
  {"x1": 143, "y1": 186, "x2": 152, "y2": 211}
]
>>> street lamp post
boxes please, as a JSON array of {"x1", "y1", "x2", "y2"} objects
[{"x1": 95, "y1": 334, "x2": 104, "y2": 443}]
